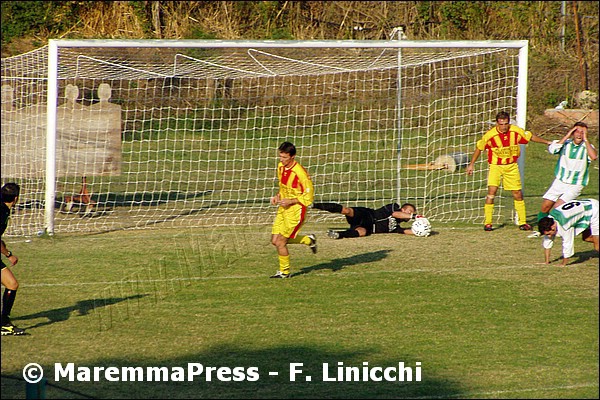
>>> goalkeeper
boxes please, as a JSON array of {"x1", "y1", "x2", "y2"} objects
[
  {"x1": 270, "y1": 142, "x2": 317, "y2": 279},
  {"x1": 313, "y1": 202, "x2": 421, "y2": 238}
]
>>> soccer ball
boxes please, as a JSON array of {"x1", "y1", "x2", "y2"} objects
[{"x1": 411, "y1": 217, "x2": 431, "y2": 237}]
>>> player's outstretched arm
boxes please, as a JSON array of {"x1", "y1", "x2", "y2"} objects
[{"x1": 391, "y1": 210, "x2": 417, "y2": 220}]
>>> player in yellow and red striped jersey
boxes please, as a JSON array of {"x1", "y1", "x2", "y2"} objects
[
  {"x1": 466, "y1": 111, "x2": 551, "y2": 231},
  {"x1": 269, "y1": 142, "x2": 316, "y2": 278}
]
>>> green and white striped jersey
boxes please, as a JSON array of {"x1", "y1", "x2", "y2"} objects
[
  {"x1": 548, "y1": 139, "x2": 595, "y2": 186},
  {"x1": 548, "y1": 199, "x2": 598, "y2": 258}
]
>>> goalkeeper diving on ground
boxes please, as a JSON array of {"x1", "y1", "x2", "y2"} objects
[{"x1": 312, "y1": 202, "x2": 431, "y2": 238}]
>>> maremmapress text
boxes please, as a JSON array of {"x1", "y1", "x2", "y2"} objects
[{"x1": 44, "y1": 362, "x2": 422, "y2": 383}]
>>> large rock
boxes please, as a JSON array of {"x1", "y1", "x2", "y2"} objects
[
  {"x1": 543, "y1": 108, "x2": 598, "y2": 128},
  {"x1": 575, "y1": 90, "x2": 598, "y2": 109}
]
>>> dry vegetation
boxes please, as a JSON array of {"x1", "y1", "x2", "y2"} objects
[{"x1": 1, "y1": 1, "x2": 598, "y2": 134}]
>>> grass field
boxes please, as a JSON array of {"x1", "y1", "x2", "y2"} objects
[{"x1": 1, "y1": 136, "x2": 599, "y2": 399}]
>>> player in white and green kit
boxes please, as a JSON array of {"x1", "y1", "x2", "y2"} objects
[
  {"x1": 538, "y1": 199, "x2": 599, "y2": 265},
  {"x1": 538, "y1": 122, "x2": 597, "y2": 221}
]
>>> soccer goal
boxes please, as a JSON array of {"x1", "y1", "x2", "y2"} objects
[{"x1": 1, "y1": 39, "x2": 528, "y2": 236}]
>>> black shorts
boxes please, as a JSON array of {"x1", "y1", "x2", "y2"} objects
[
  {"x1": 345, "y1": 203, "x2": 402, "y2": 235},
  {"x1": 346, "y1": 203, "x2": 404, "y2": 236},
  {"x1": 345, "y1": 207, "x2": 376, "y2": 235}
]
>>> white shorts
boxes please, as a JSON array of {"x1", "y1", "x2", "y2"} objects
[
  {"x1": 590, "y1": 199, "x2": 599, "y2": 236},
  {"x1": 542, "y1": 199, "x2": 599, "y2": 249},
  {"x1": 543, "y1": 179, "x2": 583, "y2": 203}
]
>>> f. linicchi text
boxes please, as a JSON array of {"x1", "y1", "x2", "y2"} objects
[{"x1": 320, "y1": 361, "x2": 421, "y2": 382}]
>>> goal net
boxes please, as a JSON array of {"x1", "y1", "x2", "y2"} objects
[{"x1": 1, "y1": 39, "x2": 527, "y2": 236}]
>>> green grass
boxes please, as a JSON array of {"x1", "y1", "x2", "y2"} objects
[
  {"x1": 1, "y1": 215, "x2": 598, "y2": 398},
  {"x1": 2, "y1": 130, "x2": 598, "y2": 399}
]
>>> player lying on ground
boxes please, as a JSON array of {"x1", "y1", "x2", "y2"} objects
[
  {"x1": 537, "y1": 199, "x2": 599, "y2": 266},
  {"x1": 313, "y1": 202, "x2": 429, "y2": 238}
]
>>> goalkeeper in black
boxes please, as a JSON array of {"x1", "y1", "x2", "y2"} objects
[{"x1": 313, "y1": 202, "x2": 421, "y2": 239}]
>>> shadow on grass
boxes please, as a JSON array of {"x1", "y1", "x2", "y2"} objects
[
  {"x1": 567, "y1": 249, "x2": 600, "y2": 265},
  {"x1": 1, "y1": 344, "x2": 464, "y2": 399},
  {"x1": 12, "y1": 294, "x2": 147, "y2": 331},
  {"x1": 293, "y1": 250, "x2": 391, "y2": 277}
]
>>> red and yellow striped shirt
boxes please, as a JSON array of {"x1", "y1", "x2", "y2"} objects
[
  {"x1": 277, "y1": 161, "x2": 314, "y2": 207},
  {"x1": 476, "y1": 124, "x2": 533, "y2": 165}
]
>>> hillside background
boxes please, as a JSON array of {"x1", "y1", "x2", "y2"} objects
[{"x1": 1, "y1": 1, "x2": 598, "y2": 134}]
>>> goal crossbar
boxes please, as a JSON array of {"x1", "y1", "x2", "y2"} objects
[{"x1": 0, "y1": 39, "x2": 528, "y2": 235}]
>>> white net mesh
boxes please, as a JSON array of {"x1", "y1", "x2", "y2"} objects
[{"x1": 1, "y1": 42, "x2": 521, "y2": 235}]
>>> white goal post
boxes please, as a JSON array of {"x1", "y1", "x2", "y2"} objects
[{"x1": 1, "y1": 39, "x2": 528, "y2": 236}]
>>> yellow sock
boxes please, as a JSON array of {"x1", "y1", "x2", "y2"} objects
[
  {"x1": 278, "y1": 255, "x2": 290, "y2": 275},
  {"x1": 484, "y1": 203, "x2": 494, "y2": 225},
  {"x1": 287, "y1": 235, "x2": 311, "y2": 245},
  {"x1": 514, "y1": 200, "x2": 527, "y2": 225}
]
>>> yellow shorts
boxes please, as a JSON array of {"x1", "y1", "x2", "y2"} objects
[
  {"x1": 271, "y1": 204, "x2": 306, "y2": 239},
  {"x1": 487, "y1": 163, "x2": 522, "y2": 191}
]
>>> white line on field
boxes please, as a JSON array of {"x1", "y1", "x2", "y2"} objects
[
  {"x1": 413, "y1": 382, "x2": 598, "y2": 399},
  {"x1": 21, "y1": 262, "x2": 598, "y2": 288}
]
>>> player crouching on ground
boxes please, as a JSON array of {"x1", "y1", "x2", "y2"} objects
[{"x1": 537, "y1": 199, "x2": 599, "y2": 266}]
